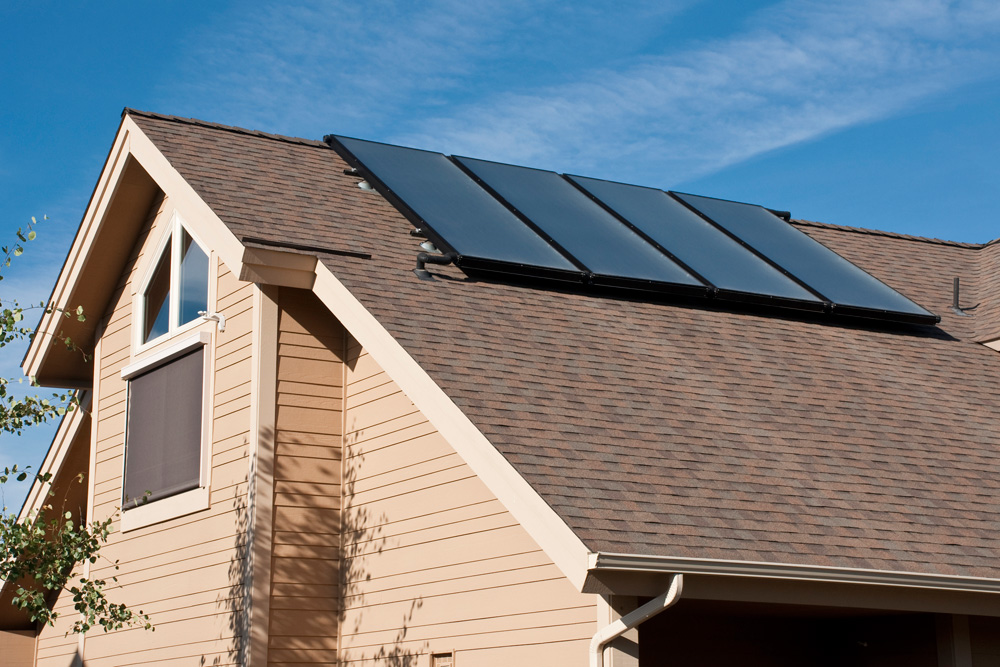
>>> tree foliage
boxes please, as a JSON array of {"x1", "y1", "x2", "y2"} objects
[{"x1": 0, "y1": 217, "x2": 152, "y2": 634}]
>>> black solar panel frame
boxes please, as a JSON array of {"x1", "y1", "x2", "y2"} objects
[
  {"x1": 326, "y1": 135, "x2": 586, "y2": 284},
  {"x1": 448, "y1": 156, "x2": 589, "y2": 273},
  {"x1": 566, "y1": 176, "x2": 827, "y2": 313},
  {"x1": 329, "y1": 135, "x2": 937, "y2": 325},
  {"x1": 662, "y1": 190, "x2": 832, "y2": 312},
  {"x1": 453, "y1": 156, "x2": 711, "y2": 299},
  {"x1": 671, "y1": 191, "x2": 940, "y2": 325}
]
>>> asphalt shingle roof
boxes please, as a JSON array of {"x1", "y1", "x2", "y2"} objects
[{"x1": 130, "y1": 109, "x2": 1000, "y2": 579}]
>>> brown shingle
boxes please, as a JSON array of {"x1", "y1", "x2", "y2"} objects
[{"x1": 131, "y1": 109, "x2": 1000, "y2": 580}]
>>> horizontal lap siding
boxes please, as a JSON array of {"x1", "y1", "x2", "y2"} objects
[
  {"x1": 340, "y1": 342, "x2": 595, "y2": 667},
  {"x1": 33, "y1": 199, "x2": 163, "y2": 667},
  {"x1": 71, "y1": 200, "x2": 254, "y2": 666},
  {"x1": 268, "y1": 289, "x2": 343, "y2": 667},
  {"x1": 0, "y1": 630, "x2": 35, "y2": 667}
]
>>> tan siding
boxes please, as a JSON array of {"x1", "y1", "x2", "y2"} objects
[
  {"x1": 81, "y1": 197, "x2": 256, "y2": 667},
  {"x1": 340, "y1": 345, "x2": 595, "y2": 666},
  {"x1": 268, "y1": 288, "x2": 343, "y2": 666},
  {"x1": 0, "y1": 630, "x2": 36, "y2": 667},
  {"x1": 33, "y1": 583, "x2": 79, "y2": 666}
]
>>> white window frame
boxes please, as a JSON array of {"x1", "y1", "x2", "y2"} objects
[
  {"x1": 134, "y1": 210, "x2": 214, "y2": 351},
  {"x1": 120, "y1": 331, "x2": 214, "y2": 532}
]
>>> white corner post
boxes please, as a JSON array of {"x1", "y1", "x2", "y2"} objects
[{"x1": 590, "y1": 574, "x2": 684, "y2": 667}]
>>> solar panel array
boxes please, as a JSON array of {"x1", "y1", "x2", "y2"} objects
[{"x1": 328, "y1": 135, "x2": 938, "y2": 325}]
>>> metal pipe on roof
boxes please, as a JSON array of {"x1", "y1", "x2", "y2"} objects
[
  {"x1": 414, "y1": 251, "x2": 457, "y2": 281},
  {"x1": 589, "y1": 574, "x2": 683, "y2": 667}
]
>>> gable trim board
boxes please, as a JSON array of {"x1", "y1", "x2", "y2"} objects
[
  {"x1": 22, "y1": 114, "x2": 245, "y2": 387},
  {"x1": 310, "y1": 262, "x2": 593, "y2": 590},
  {"x1": 14, "y1": 393, "x2": 90, "y2": 525},
  {"x1": 0, "y1": 395, "x2": 91, "y2": 629}
]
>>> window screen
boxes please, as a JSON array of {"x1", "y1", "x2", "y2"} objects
[{"x1": 124, "y1": 348, "x2": 204, "y2": 507}]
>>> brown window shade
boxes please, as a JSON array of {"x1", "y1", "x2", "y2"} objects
[{"x1": 124, "y1": 348, "x2": 203, "y2": 507}]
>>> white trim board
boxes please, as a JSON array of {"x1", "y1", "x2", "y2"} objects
[
  {"x1": 16, "y1": 393, "x2": 91, "y2": 524},
  {"x1": 23, "y1": 115, "x2": 245, "y2": 383},
  {"x1": 311, "y1": 263, "x2": 592, "y2": 590}
]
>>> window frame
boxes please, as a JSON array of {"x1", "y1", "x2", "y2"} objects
[
  {"x1": 120, "y1": 331, "x2": 214, "y2": 532},
  {"x1": 134, "y1": 210, "x2": 213, "y2": 351}
]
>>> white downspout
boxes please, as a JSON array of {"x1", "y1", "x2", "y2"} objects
[{"x1": 589, "y1": 574, "x2": 684, "y2": 667}]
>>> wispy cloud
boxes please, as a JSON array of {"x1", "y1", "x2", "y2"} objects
[
  {"x1": 163, "y1": 0, "x2": 537, "y2": 133},
  {"x1": 162, "y1": 0, "x2": 695, "y2": 136},
  {"x1": 399, "y1": 0, "x2": 1000, "y2": 184},
  {"x1": 164, "y1": 0, "x2": 1000, "y2": 186}
]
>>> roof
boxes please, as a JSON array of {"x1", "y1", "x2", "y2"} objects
[{"x1": 107, "y1": 110, "x2": 1000, "y2": 581}]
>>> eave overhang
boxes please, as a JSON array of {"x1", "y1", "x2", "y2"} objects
[
  {"x1": 586, "y1": 552, "x2": 1000, "y2": 614},
  {"x1": 22, "y1": 113, "x2": 245, "y2": 387},
  {"x1": 0, "y1": 397, "x2": 91, "y2": 631}
]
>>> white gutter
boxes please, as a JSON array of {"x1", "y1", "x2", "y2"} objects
[
  {"x1": 588, "y1": 552, "x2": 1000, "y2": 594},
  {"x1": 589, "y1": 574, "x2": 683, "y2": 667}
]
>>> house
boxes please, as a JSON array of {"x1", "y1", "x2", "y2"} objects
[{"x1": 2, "y1": 107, "x2": 1000, "y2": 666}]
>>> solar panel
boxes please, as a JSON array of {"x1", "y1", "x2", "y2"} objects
[
  {"x1": 568, "y1": 175, "x2": 821, "y2": 305},
  {"x1": 674, "y1": 193, "x2": 937, "y2": 321},
  {"x1": 328, "y1": 134, "x2": 937, "y2": 325},
  {"x1": 454, "y1": 157, "x2": 704, "y2": 289},
  {"x1": 330, "y1": 136, "x2": 577, "y2": 273}
]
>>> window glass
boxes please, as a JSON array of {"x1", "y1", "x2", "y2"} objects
[
  {"x1": 124, "y1": 348, "x2": 203, "y2": 507},
  {"x1": 179, "y1": 229, "x2": 209, "y2": 326},
  {"x1": 143, "y1": 238, "x2": 172, "y2": 343}
]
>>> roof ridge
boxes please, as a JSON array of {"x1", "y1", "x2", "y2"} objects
[
  {"x1": 123, "y1": 108, "x2": 999, "y2": 251},
  {"x1": 122, "y1": 108, "x2": 329, "y2": 149},
  {"x1": 791, "y1": 218, "x2": 983, "y2": 248}
]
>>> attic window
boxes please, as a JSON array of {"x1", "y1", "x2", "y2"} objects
[{"x1": 141, "y1": 216, "x2": 209, "y2": 344}]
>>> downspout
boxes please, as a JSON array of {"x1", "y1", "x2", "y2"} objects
[{"x1": 589, "y1": 574, "x2": 683, "y2": 667}]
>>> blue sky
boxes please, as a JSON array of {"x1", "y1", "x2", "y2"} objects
[{"x1": 2, "y1": 0, "x2": 1000, "y2": 507}]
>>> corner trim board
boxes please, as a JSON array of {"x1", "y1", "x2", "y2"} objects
[{"x1": 247, "y1": 284, "x2": 278, "y2": 667}]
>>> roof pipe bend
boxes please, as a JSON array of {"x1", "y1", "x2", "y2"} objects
[
  {"x1": 414, "y1": 251, "x2": 457, "y2": 281},
  {"x1": 589, "y1": 574, "x2": 683, "y2": 667}
]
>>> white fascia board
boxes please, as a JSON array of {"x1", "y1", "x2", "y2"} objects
[
  {"x1": 16, "y1": 392, "x2": 91, "y2": 523},
  {"x1": 22, "y1": 119, "x2": 131, "y2": 379},
  {"x1": 312, "y1": 263, "x2": 591, "y2": 590},
  {"x1": 588, "y1": 552, "x2": 1000, "y2": 595},
  {"x1": 23, "y1": 115, "x2": 246, "y2": 379},
  {"x1": 121, "y1": 117, "x2": 245, "y2": 273}
]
